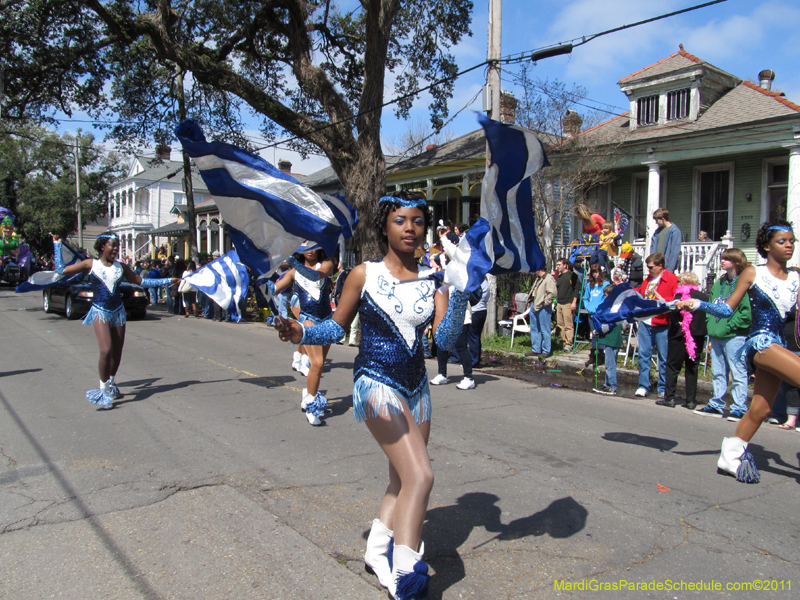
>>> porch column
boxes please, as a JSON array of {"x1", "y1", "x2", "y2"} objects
[
  {"x1": 206, "y1": 227, "x2": 211, "y2": 254},
  {"x1": 196, "y1": 227, "x2": 202, "y2": 254},
  {"x1": 219, "y1": 221, "x2": 225, "y2": 253},
  {"x1": 785, "y1": 129, "x2": 800, "y2": 267},
  {"x1": 642, "y1": 160, "x2": 663, "y2": 256}
]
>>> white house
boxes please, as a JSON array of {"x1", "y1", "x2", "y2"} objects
[{"x1": 107, "y1": 145, "x2": 210, "y2": 260}]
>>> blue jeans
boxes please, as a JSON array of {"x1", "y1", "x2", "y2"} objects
[
  {"x1": 603, "y1": 345, "x2": 619, "y2": 389},
  {"x1": 164, "y1": 285, "x2": 173, "y2": 312},
  {"x1": 637, "y1": 323, "x2": 668, "y2": 392},
  {"x1": 530, "y1": 305, "x2": 553, "y2": 354},
  {"x1": 708, "y1": 336, "x2": 749, "y2": 413}
]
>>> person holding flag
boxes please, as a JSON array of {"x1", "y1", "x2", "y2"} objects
[
  {"x1": 268, "y1": 244, "x2": 335, "y2": 426},
  {"x1": 679, "y1": 219, "x2": 800, "y2": 483},
  {"x1": 276, "y1": 192, "x2": 465, "y2": 598},
  {"x1": 50, "y1": 233, "x2": 177, "y2": 409}
]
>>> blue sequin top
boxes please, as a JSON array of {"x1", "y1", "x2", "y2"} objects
[
  {"x1": 294, "y1": 264, "x2": 332, "y2": 322},
  {"x1": 88, "y1": 260, "x2": 125, "y2": 311},
  {"x1": 747, "y1": 265, "x2": 799, "y2": 345},
  {"x1": 354, "y1": 260, "x2": 436, "y2": 397}
]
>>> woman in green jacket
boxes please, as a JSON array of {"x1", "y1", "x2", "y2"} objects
[{"x1": 694, "y1": 248, "x2": 751, "y2": 417}]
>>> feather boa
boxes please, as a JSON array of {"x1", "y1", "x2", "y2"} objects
[{"x1": 676, "y1": 284, "x2": 700, "y2": 360}]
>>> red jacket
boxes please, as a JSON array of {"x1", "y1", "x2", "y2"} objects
[{"x1": 638, "y1": 270, "x2": 678, "y2": 326}]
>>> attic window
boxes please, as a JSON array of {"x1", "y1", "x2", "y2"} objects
[
  {"x1": 666, "y1": 88, "x2": 690, "y2": 120},
  {"x1": 636, "y1": 95, "x2": 659, "y2": 125}
]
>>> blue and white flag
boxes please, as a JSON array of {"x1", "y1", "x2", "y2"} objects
[
  {"x1": 591, "y1": 282, "x2": 672, "y2": 334},
  {"x1": 183, "y1": 250, "x2": 250, "y2": 322},
  {"x1": 15, "y1": 240, "x2": 86, "y2": 293},
  {"x1": 175, "y1": 120, "x2": 357, "y2": 277},
  {"x1": 444, "y1": 114, "x2": 548, "y2": 293}
]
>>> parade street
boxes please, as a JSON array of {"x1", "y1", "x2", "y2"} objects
[{"x1": 0, "y1": 288, "x2": 798, "y2": 600}]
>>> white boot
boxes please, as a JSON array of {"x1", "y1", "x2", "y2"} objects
[
  {"x1": 364, "y1": 519, "x2": 394, "y2": 592},
  {"x1": 304, "y1": 392, "x2": 326, "y2": 426},
  {"x1": 718, "y1": 436, "x2": 760, "y2": 483},
  {"x1": 292, "y1": 351, "x2": 302, "y2": 372},
  {"x1": 299, "y1": 354, "x2": 311, "y2": 377},
  {"x1": 392, "y1": 542, "x2": 429, "y2": 600},
  {"x1": 300, "y1": 388, "x2": 309, "y2": 411}
]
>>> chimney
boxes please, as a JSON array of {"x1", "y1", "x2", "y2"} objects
[
  {"x1": 425, "y1": 144, "x2": 438, "y2": 151},
  {"x1": 562, "y1": 110, "x2": 583, "y2": 138},
  {"x1": 278, "y1": 159, "x2": 292, "y2": 174},
  {"x1": 499, "y1": 91, "x2": 517, "y2": 124},
  {"x1": 758, "y1": 69, "x2": 776, "y2": 91},
  {"x1": 155, "y1": 144, "x2": 172, "y2": 160}
]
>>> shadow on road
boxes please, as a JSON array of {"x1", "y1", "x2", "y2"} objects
[
  {"x1": 0, "y1": 368, "x2": 42, "y2": 378},
  {"x1": 602, "y1": 431, "x2": 678, "y2": 452},
  {"x1": 363, "y1": 493, "x2": 587, "y2": 599},
  {"x1": 238, "y1": 375, "x2": 302, "y2": 389},
  {"x1": 114, "y1": 378, "x2": 237, "y2": 404}
]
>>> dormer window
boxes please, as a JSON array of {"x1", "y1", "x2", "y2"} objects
[
  {"x1": 637, "y1": 95, "x2": 659, "y2": 125},
  {"x1": 666, "y1": 88, "x2": 690, "y2": 120}
]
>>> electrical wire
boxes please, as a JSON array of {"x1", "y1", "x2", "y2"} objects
[{"x1": 6, "y1": 1, "x2": 729, "y2": 161}]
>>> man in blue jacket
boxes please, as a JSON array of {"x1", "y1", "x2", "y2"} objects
[{"x1": 649, "y1": 208, "x2": 682, "y2": 273}]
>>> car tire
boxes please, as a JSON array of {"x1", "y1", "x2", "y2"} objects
[
  {"x1": 43, "y1": 291, "x2": 52, "y2": 313},
  {"x1": 65, "y1": 295, "x2": 78, "y2": 320}
]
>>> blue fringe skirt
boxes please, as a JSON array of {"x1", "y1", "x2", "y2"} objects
[
  {"x1": 352, "y1": 375, "x2": 431, "y2": 425},
  {"x1": 742, "y1": 330, "x2": 784, "y2": 371},
  {"x1": 82, "y1": 304, "x2": 127, "y2": 327}
]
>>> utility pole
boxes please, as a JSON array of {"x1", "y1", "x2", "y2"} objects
[
  {"x1": 176, "y1": 64, "x2": 199, "y2": 262},
  {"x1": 484, "y1": 0, "x2": 502, "y2": 336},
  {"x1": 75, "y1": 130, "x2": 83, "y2": 252}
]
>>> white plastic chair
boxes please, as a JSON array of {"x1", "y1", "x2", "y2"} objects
[{"x1": 510, "y1": 306, "x2": 531, "y2": 348}]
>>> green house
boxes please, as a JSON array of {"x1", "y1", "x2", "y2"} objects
[{"x1": 549, "y1": 46, "x2": 800, "y2": 268}]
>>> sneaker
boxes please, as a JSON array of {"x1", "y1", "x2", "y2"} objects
[
  {"x1": 727, "y1": 409, "x2": 746, "y2": 422},
  {"x1": 430, "y1": 374, "x2": 448, "y2": 385},
  {"x1": 658, "y1": 391, "x2": 665, "y2": 399},
  {"x1": 694, "y1": 405, "x2": 723, "y2": 418},
  {"x1": 634, "y1": 387, "x2": 648, "y2": 397},
  {"x1": 456, "y1": 377, "x2": 476, "y2": 390},
  {"x1": 306, "y1": 411, "x2": 322, "y2": 426},
  {"x1": 655, "y1": 398, "x2": 676, "y2": 408},
  {"x1": 592, "y1": 385, "x2": 617, "y2": 396}
]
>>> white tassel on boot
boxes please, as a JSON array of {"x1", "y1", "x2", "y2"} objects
[
  {"x1": 292, "y1": 350, "x2": 302, "y2": 372},
  {"x1": 392, "y1": 542, "x2": 429, "y2": 600},
  {"x1": 364, "y1": 519, "x2": 394, "y2": 592},
  {"x1": 718, "y1": 436, "x2": 760, "y2": 483},
  {"x1": 300, "y1": 388, "x2": 309, "y2": 411}
]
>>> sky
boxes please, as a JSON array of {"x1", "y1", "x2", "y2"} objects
[{"x1": 54, "y1": 0, "x2": 800, "y2": 177}]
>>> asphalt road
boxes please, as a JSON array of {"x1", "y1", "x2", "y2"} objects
[{"x1": 0, "y1": 287, "x2": 798, "y2": 600}]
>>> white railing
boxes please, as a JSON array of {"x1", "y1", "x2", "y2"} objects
[
  {"x1": 110, "y1": 213, "x2": 153, "y2": 227},
  {"x1": 549, "y1": 231, "x2": 734, "y2": 285}
]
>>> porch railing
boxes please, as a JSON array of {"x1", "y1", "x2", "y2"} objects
[{"x1": 548, "y1": 230, "x2": 735, "y2": 287}]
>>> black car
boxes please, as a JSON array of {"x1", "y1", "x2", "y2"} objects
[{"x1": 42, "y1": 277, "x2": 149, "y2": 320}]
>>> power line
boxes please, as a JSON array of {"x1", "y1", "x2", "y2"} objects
[{"x1": 252, "y1": 0, "x2": 728, "y2": 151}]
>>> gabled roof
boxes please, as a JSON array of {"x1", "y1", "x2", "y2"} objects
[
  {"x1": 554, "y1": 51, "x2": 800, "y2": 151},
  {"x1": 618, "y1": 48, "x2": 704, "y2": 85},
  {"x1": 297, "y1": 156, "x2": 402, "y2": 189},
  {"x1": 113, "y1": 156, "x2": 208, "y2": 192},
  {"x1": 389, "y1": 130, "x2": 486, "y2": 172}
]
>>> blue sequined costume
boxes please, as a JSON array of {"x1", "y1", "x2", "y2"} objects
[
  {"x1": 743, "y1": 266, "x2": 799, "y2": 368},
  {"x1": 82, "y1": 259, "x2": 128, "y2": 327},
  {"x1": 352, "y1": 261, "x2": 436, "y2": 424},
  {"x1": 294, "y1": 264, "x2": 333, "y2": 325}
]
